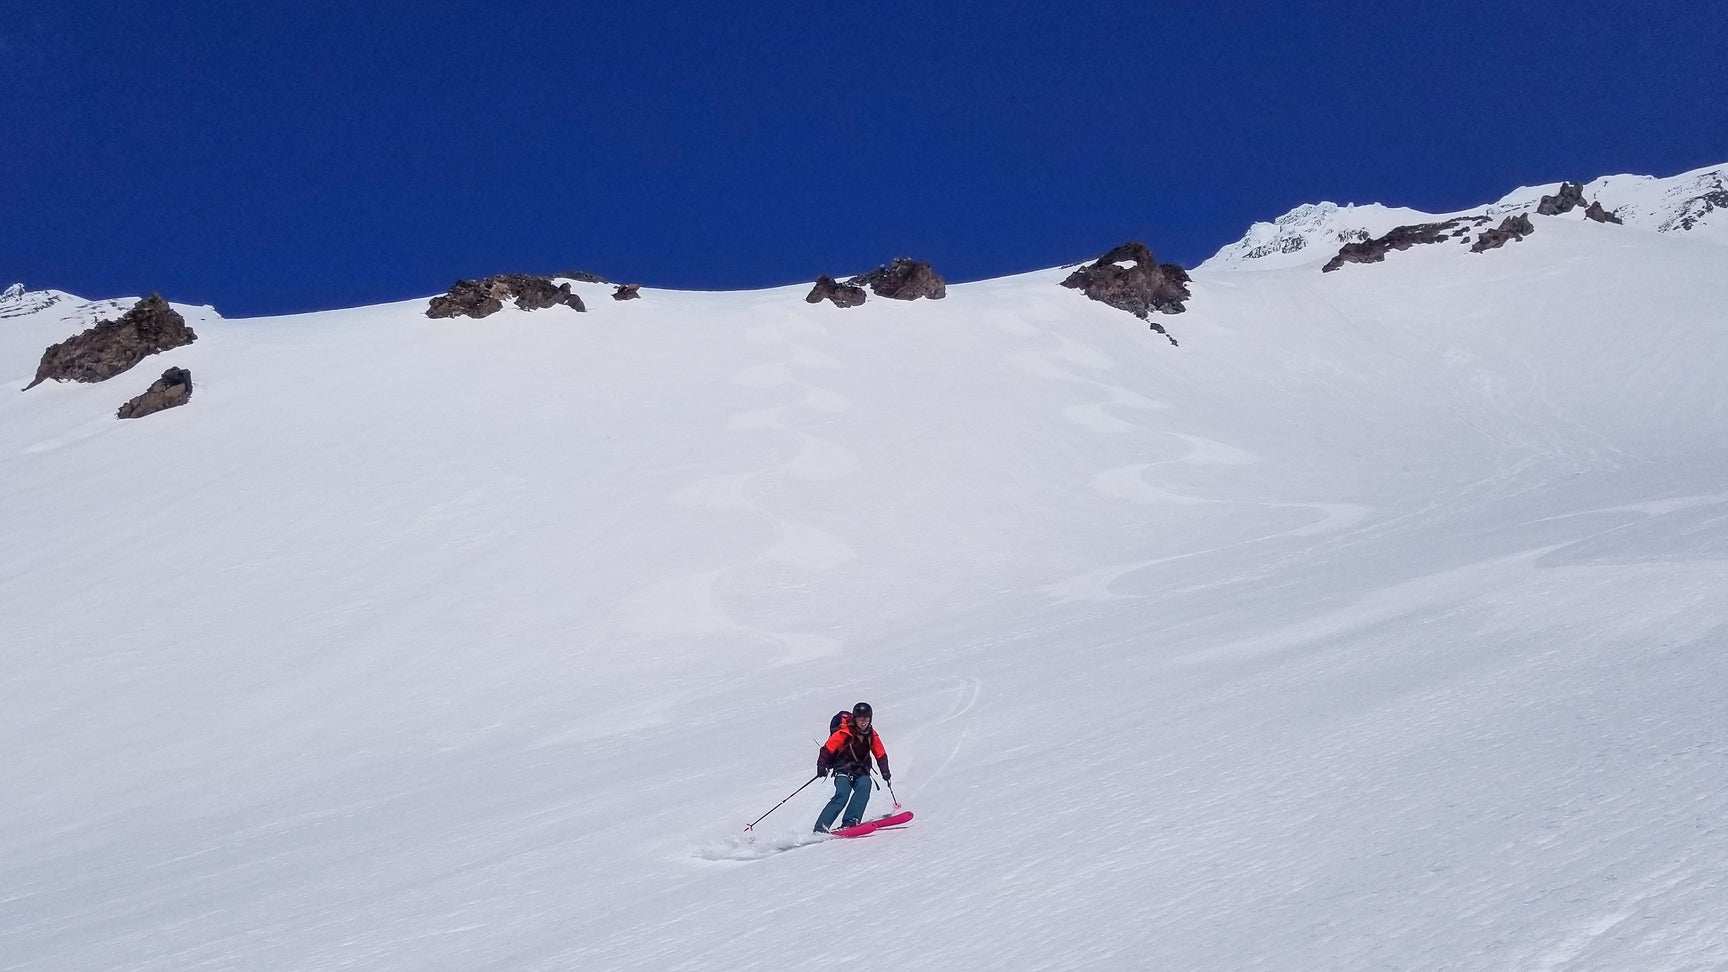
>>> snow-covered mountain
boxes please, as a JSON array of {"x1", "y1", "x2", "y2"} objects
[
  {"x1": 0, "y1": 283, "x2": 198, "y2": 330},
  {"x1": 1204, "y1": 162, "x2": 1728, "y2": 270},
  {"x1": 5, "y1": 165, "x2": 1728, "y2": 970}
]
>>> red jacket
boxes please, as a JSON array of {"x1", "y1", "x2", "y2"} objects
[{"x1": 817, "y1": 717, "x2": 889, "y2": 780}]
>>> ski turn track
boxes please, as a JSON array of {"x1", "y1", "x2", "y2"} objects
[{"x1": 634, "y1": 308, "x2": 858, "y2": 666}]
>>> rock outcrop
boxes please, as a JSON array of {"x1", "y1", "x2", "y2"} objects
[
  {"x1": 512, "y1": 276, "x2": 587, "y2": 312},
  {"x1": 426, "y1": 275, "x2": 585, "y2": 319},
  {"x1": 25, "y1": 294, "x2": 197, "y2": 389},
  {"x1": 1537, "y1": 182, "x2": 1589, "y2": 216},
  {"x1": 1471, "y1": 213, "x2": 1536, "y2": 253},
  {"x1": 612, "y1": 284, "x2": 641, "y2": 301},
  {"x1": 1322, "y1": 218, "x2": 1483, "y2": 272},
  {"x1": 427, "y1": 279, "x2": 507, "y2": 318},
  {"x1": 555, "y1": 269, "x2": 610, "y2": 284},
  {"x1": 1584, "y1": 201, "x2": 1623, "y2": 224},
  {"x1": 1059, "y1": 241, "x2": 1192, "y2": 318},
  {"x1": 117, "y1": 367, "x2": 193, "y2": 419},
  {"x1": 1536, "y1": 182, "x2": 1622, "y2": 223},
  {"x1": 805, "y1": 275, "x2": 867, "y2": 308},
  {"x1": 846, "y1": 259, "x2": 946, "y2": 300}
]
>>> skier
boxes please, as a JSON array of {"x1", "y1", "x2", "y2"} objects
[{"x1": 814, "y1": 701, "x2": 891, "y2": 833}]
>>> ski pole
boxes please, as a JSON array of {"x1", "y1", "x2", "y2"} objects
[
  {"x1": 745, "y1": 774, "x2": 820, "y2": 831},
  {"x1": 887, "y1": 780, "x2": 901, "y2": 810}
]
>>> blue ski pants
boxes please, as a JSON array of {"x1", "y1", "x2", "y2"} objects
[{"x1": 815, "y1": 773, "x2": 872, "y2": 831}]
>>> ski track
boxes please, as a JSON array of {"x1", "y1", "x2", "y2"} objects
[
  {"x1": 990, "y1": 300, "x2": 1375, "y2": 605},
  {"x1": 631, "y1": 309, "x2": 857, "y2": 666},
  {"x1": 910, "y1": 676, "x2": 980, "y2": 786}
]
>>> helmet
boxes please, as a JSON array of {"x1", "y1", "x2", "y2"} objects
[{"x1": 852, "y1": 702, "x2": 873, "y2": 720}]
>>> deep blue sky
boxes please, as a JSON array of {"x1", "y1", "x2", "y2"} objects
[{"x1": 4, "y1": 1, "x2": 1725, "y2": 316}]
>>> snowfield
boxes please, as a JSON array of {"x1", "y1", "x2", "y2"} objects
[{"x1": 4, "y1": 175, "x2": 1728, "y2": 970}]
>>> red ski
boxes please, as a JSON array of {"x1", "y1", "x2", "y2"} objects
[{"x1": 830, "y1": 809, "x2": 913, "y2": 838}]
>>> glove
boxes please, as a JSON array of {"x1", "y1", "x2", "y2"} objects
[
  {"x1": 882, "y1": 774, "x2": 891, "y2": 783},
  {"x1": 815, "y1": 766, "x2": 828, "y2": 778}
]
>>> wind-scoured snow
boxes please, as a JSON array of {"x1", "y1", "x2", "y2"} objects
[
  {"x1": 1582, "y1": 163, "x2": 1728, "y2": 241},
  {"x1": 1203, "y1": 163, "x2": 1728, "y2": 270},
  {"x1": 4, "y1": 188, "x2": 1728, "y2": 970}
]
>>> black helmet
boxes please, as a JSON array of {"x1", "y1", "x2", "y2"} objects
[{"x1": 852, "y1": 702, "x2": 873, "y2": 720}]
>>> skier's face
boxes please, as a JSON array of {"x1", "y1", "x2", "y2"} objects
[{"x1": 854, "y1": 715, "x2": 871, "y2": 729}]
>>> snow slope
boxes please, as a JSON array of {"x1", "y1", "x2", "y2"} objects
[{"x1": 4, "y1": 193, "x2": 1728, "y2": 970}]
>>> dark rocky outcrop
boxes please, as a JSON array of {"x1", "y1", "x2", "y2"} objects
[
  {"x1": 1584, "y1": 200, "x2": 1623, "y2": 224},
  {"x1": 556, "y1": 270, "x2": 611, "y2": 284},
  {"x1": 612, "y1": 284, "x2": 641, "y2": 301},
  {"x1": 427, "y1": 279, "x2": 507, "y2": 319},
  {"x1": 426, "y1": 275, "x2": 585, "y2": 319},
  {"x1": 1538, "y1": 182, "x2": 1621, "y2": 223},
  {"x1": 805, "y1": 275, "x2": 867, "y2": 308},
  {"x1": 1321, "y1": 218, "x2": 1483, "y2": 272},
  {"x1": 846, "y1": 258, "x2": 946, "y2": 300},
  {"x1": 511, "y1": 276, "x2": 586, "y2": 312},
  {"x1": 1537, "y1": 182, "x2": 1589, "y2": 216},
  {"x1": 1059, "y1": 241, "x2": 1192, "y2": 318},
  {"x1": 25, "y1": 294, "x2": 197, "y2": 389},
  {"x1": 1471, "y1": 213, "x2": 1535, "y2": 252},
  {"x1": 117, "y1": 367, "x2": 193, "y2": 419}
]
